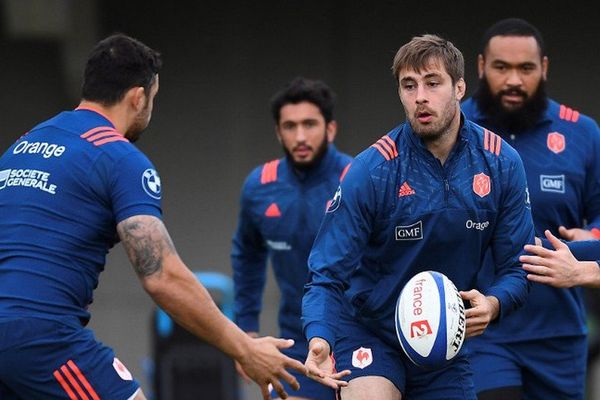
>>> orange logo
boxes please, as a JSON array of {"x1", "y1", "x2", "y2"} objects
[
  {"x1": 398, "y1": 181, "x2": 416, "y2": 197},
  {"x1": 547, "y1": 132, "x2": 565, "y2": 154},
  {"x1": 473, "y1": 173, "x2": 491, "y2": 198}
]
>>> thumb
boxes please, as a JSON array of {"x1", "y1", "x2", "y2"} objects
[
  {"x1": 274, "y1": 338, "x2": 295, "y2": 350},
  {"x1": 545, "y1": 229, "x2": 566, "y2": 250},
  {"x1": 310, "y1": 341, "x2": 325, "y2": 357}
]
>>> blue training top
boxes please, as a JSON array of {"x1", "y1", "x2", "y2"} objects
[
  {"x1": 0, "y1": 108, "x2": 162, "y2": 326},
  {"x1": 302, "y1": 117, "x2": 535, "y2": 347},
  {"x1": 462, "y1": 98, "x2": 600, "y2": 341},
  {"x1": 232, "y1": 145, "x2": 352, "y2": 343}
]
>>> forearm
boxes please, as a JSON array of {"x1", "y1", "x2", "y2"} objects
[
  {"x1": 572, "y1": 260, "x2": 600, "y2": 288},
  {"x1": 143, "y1": 253, "x2": 252, "y2": 361}
]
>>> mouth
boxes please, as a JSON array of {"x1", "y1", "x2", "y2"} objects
[
  {"x1": 293, "y1": 146, "x2": 312, "y2": 158},
  {"x1": 500, "y1": 90, "x2": 527, "y2": 106},
  {"x1": 416, "y1": 110, "x2": 434, "y2": 123}
]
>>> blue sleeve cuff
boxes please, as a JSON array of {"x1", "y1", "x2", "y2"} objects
[{"x1": 304, "y1": 322, "x2": 335, "y2": 348}]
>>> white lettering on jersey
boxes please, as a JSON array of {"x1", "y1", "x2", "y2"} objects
[
  {"x1": 465, "y1": 219, "x2": 489, "y2": 231},
  {"x1": 266, "y1": 240, "x2": 292, "y2": 251},
  {"x1": 0, "y1": 169, "x2": 57, "y2": 194},
  {"x1": 13, "y1": 140, "x2": 66, "y2": 158},
  {"x1": 395, "y1": 221, "x2": 423, "y2": 241},
  {"x1": 540, "y1": 174, "x2": 565, "y2": 194}
]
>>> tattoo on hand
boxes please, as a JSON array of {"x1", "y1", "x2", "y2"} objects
[{"x1": 118, "y1": 217, "x2": 175, "y2": 277}]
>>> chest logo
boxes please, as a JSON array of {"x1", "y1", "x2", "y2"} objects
[
  {"x1": 473, "y1": 172, "x2": 491, "y2": 198},
  {"x1": 547, "y1": 132, "x2": 566, "y2": 154},
  {"x1": 540, "y1": 174, "x2": 565, "y2": 193},
  {"x1": 326, "y1": 186, "x2": 342, "y2": 213},
  {"x1": 398, "y1": 181, "x2": 416, "y2": 197},
  {"x1": 352, "y1": 347, "x2": 373, "y2": 369},
  {"x1": 395, "y1": 221, "x2": 423, "y2": 241},
  {"x1": 264, "y1": 203, "x2": 281, "y2": 217}
]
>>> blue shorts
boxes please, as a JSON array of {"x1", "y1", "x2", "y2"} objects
[
  {"x1": 333, "y1": 310, "x2": 475, "y2": 400},
  {"x1": 469, "y1": 335, "x2": 587, "y2": 400},
  {"x1": 0, "y1": 317, "x2": 140, "y2": 400},
  {"x1": 270, "y1": 340, "x2": 336, "y2": 400}
]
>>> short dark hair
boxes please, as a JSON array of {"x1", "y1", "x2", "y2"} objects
[
  {"x1": 392, "y1": 34, "x2": 464, "y2": 85},
  {"x1": 270, "y1": 77, "x2": 336, "y2": 124},
  {"x1": 81, "y1": 33, "x2": 162, "y2": 105},
  {"x1": 481, "y1": 18, "x2": 545, "y2": 57}
]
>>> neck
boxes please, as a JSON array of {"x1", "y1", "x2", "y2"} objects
[
  {"x1": 77, "y1": 100, "x2": 128, "y2": 135},
  {"x1": 424, "y1": 109, "x2": 461, "y2": 165}
]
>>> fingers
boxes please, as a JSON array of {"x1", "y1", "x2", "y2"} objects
[
  {"x1": 558, "y1": 225, "x2": 573, "y2": 240},
  {"x1": 278, "y1": 368, "x2": 299, "y2": 391},
  {"x1": 459, "y1": 289, "x2": 478, "y2": 301},
  {"x1": 285, "y1": 356, "x2": 307, "y2": 376},
  {"x1": 330, "y1": 369, "x2": 352, "y2": 380},
  {"x1": 260, "y1": 383, "x2": 272, "y2": 400},
  {"x1": 545, "y1": 229, "x2": 566, "y2": 249},
  {"x1": 272, "y1": 337, "x2": 295, "y2": 350},
  {"x1": 305, "y1": 361, "x2": 326, "y2": 379},
  {"x1": 270, "y1": 377, "x2": 288, "y2": 399}
]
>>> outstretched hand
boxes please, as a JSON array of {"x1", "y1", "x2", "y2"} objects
[
  {"x1": 305, "y1": 338, "x2": 351, "y2": 390},
  {"x1": 558, "y1": 226, "x2": 596, "y2": 241},
  {"x1": 460, "y1": 290, "x2": 499, "y2": 338},
  {"x1": 239, "y1": 336, "x2": 306, "y2": 400}
]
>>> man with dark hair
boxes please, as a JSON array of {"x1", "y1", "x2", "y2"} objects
[
  {"x1": 232, "y1": 76, "x2": 353, "y2": 399},
  {"x1": 302, "y1": 34, "x2": 535, "y2": 400},
  {"x1": 462, "y1": 17, "x2": 600, "y2": 400},
  {"x1": 0, "y1": 33, "x2": 307, "y2": 400}
]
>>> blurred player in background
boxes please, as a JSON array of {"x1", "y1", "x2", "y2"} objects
[
  {"x1": 461, "y1": 17, "x2": 600, "y2": 400},
  {"x1": 232, "y1": 77, "x2": 352, "y2": 399},
  {"x1": 0, "y1": 33, "x2": 308, "y2": 400},
  {"x1": 302, "y1": 34, "x2": 535, "y2": 400}
]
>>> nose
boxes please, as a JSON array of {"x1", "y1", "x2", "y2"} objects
[
  {"x1": 295, "y1": 126, "x2": 307, "y2": 142},
  {"x1": 506, "y1": 69, "x2": 523, "y2": 87},
  {"x1": 415, "y1": 84, "x2": 428, "y2": 104}
]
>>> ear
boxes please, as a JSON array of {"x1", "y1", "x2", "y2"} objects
[
  {"x1": 326, "y1": 120, "x2": 337, "y2": 143},
  {"x1": 129, "y1": 86, "x2": 146, "y2": 112},
  {"x1": 275, "y1": 125, "x2": 282, "y2": 144},
  {"x1": 541, "y1": 56, "x2": 549, "y2": 81},
  {"x1": 455, "y1": 78, "x2": 466, "y2": 101},
  {"x1": 477, "y1": 54, "x2": 485, "y2": 79}
]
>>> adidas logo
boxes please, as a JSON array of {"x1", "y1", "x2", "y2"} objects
[
  {"x1": 265, "y1": 203, "x2": 281, "y2": 217},
  {"x1": 398, "y1": 181, "x2": 415, "y2": 197}
]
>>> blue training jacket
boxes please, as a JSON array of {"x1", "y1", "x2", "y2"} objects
[
  {"x1": 302, "y1": 117, "x2": 535, "y2": 347},
  {"x1": 232, "y1": 145, "x2": 352, "y2": 343},
  {"x1": 0, "y1": 108, "x2": 162, "y2": 326},
  {"x1": 463, "y1": 98, "x2": 600, "y2": 341}
]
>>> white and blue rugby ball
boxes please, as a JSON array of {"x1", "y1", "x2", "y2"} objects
[{"x1": 395, "y1": 270, "x2": 466, "y2": 369}]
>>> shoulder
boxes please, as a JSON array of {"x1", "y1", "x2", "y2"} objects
[
  {"x1": 355, "y1": 125, "x2": 403, "y2": 171},
  {"x1": 242, "y1": 158, "x2": 284, "y2": 192},
  {"x1": 547, "y1": 99, "x2": 599, "y2": 134},
  {"x1": 464, "y1": 119, "x2": 522, "y2": 165}
]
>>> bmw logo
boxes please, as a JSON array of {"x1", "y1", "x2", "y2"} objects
[{"x1": 142, "y1": 168, "x2": 162, "y2": 199}]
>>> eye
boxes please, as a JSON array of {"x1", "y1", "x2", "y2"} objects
[{"x1": 402, "y1": 83, "x2": 415, "y2": 90}]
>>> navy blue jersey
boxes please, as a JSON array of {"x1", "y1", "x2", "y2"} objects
[
  {"x1": 232, "y1": 146, "x2": 352, "y2": 342},
  {"x1": 463, "y1": 98, "x2": 600, "y2": 340},
  {"x1": 0, "y1": 108, "x2": 162, "y2": 325},
  {"x1": 302, "y1": 118, "x2": 535, "y2": 347}
]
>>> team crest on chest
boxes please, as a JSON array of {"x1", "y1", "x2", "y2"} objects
[
  {"x1": 473, "y1": 173, "x2": 491, "y2": 198},
  {"x1": 547, "y1": 132, "x2": 565, "y2": 154},
  {"x1": 352, "y1": 347, "x2": 373, "y2": 369}
]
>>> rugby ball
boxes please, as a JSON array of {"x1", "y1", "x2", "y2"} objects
[{"x1": 395, "y1": 270, "x2": 466, "y2": 369}]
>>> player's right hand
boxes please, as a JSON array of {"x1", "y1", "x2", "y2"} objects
[
  {"x1": 305, "y1": 337, "x2": 351, "y2": 390},
  {"x1": 239, "y1": 336, "x2": 306, "y2": 400}
]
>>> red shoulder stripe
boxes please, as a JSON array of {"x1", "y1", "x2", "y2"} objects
[
  {"x1": 381, "y1": 136, "x2": 399, "y2": 157},
  {"x1": 339, "y1": 163, "x2": 351, "y2": 182},
  {"x1": 80, "y1": 126, "x2": 114, "y2": 139},
  {"x1": 53, "y1": 370, "x2": 78, "y2": 400},
  {"x1": 260, "y1": 159, "x2": 280, "y2": 184},
  {"x1": 93, "y1": 136, "x2": 129, "y2": 146},
  {"x1": 494, "y1": 133, "x2": 502, "y2": 155},
  {"x1": 483, "y1": 128, "x2": 501, "y2": 156},
  {"x1": 559, "y1": 104, "x2": 581, "y2": 122},
  {"x1": 371, "y1": 142, "x2": 391, "y2": 160}
]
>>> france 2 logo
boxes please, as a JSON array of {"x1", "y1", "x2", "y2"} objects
[{"x1": 142, "y1": 168, "x2": 162, "y2": 199}]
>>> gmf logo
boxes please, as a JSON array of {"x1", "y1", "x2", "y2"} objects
[{"x1": 410, "y1": 320, "x2": 432, "y2": 338}]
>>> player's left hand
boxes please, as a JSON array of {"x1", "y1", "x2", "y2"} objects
[
  {"x1": 305, "y1": 338, "x2": 351, "y2": 390},
  {"x1": 521, "y1": 229, "x2": 581, "y2": 288},
  {"x1": 460, "y1": 290, "x2": 499, "y2": 338},
  {"x1": 558, "y1": 226, "x2": 596, "y2": 241}
]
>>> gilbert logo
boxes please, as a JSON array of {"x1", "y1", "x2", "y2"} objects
[
  {"x1": 352, "y1": 347, "x2": 373, "y2": 369},
  {"x1": 395, "y1": 221, "x2": 423, "y2": 241},
  {"x1": 410, "y1": 320, "x2": 433, "y2": 338}
]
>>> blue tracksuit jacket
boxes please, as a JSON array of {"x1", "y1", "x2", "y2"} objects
[
  {"x1": 232, "y1": 145, "x2": 352, "y2": 343},
  {"x1": 302, "y1": 117, "x2": 535, "y2": 347},
  {"x1": 463, "y1": 98, "x2": 600, "y2": 340}
]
